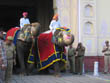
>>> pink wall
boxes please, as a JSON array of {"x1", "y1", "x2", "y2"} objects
[{"x1": 84, "y1": 56, "x2": 104, "y2": 72}]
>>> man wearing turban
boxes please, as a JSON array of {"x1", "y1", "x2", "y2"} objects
[
  {"x1": 49, "y1": 14, "x2": 61, "y2": 34},
  {"x1": 20, "y1": 12, "x2": 30, "y2": 29},
  {"x1": 4, "y1": 36, "x2": 16, "y2": 83}
]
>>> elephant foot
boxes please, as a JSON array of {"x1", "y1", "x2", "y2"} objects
[
  {"x1": 19, "y1": 72, "x2": 27, "y2": 76},
  {"x1": 54, "y1": 73, "x2": 62, "y2": 77},
  {"x1": 27, "y1": 69, "x2": 39, "y2": 75}
]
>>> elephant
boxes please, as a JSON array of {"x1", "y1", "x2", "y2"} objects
[
  {"x1": 28, "y1": 27, "x2": 74, "y2": 74},
  {"x1": 6, "y1": 25, "x2": 74, "y2": 75},
  {"x1": 6, "y1": 22, "x2": 40, "y2": 75}
]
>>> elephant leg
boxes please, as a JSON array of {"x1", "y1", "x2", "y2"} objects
[
  {"x1": 16, "y1": 40, "x2": 26, "y2": 75},
  {"x1": 24, "y1": 50, "x2": 31, "y2": 75},
  {"x1": 53, "y1": 62, "x2": 61, "y2": 77},
  {"x1": 27, "y1": 63, "x2": 36, "y2": 75},
  {"x1": 18, "y1": 49, "x2": 26, "y2": 75}
]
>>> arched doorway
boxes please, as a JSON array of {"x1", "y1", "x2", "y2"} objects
[{"x1": 0, "y1": 0, "x2": 54, "y2": 32}]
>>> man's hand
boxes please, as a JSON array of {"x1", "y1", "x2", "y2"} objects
[
  {"x1": 1, "y1": 65, "x2": 7, "y2": 70},
  {"x1": 13, "y1": 59, "x2": 16, "y2": 65},
  {"x1": 102, "y1": 47, "x2": 108, "y2": 53},
  {"x1": 106, "y1": 47, "x2": 109, "y2": 50}
]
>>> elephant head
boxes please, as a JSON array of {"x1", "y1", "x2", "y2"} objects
[
  {"x1": 31, "y1": 22, "x2": 40, "y2": 37},
  {"x1": 52, "y1": 27, "x2": 74, "y2": 46},
  {"x1": 18, "y1": 22, "x2": 40, "y2": 43}
]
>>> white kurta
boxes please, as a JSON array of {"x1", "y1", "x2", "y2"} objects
[
  {"x1": 20, "y1": 18, "x2": 30, "y2": 28},
  {"x1": 49, "y1": 20, "x2": 61, "y2": 33}
]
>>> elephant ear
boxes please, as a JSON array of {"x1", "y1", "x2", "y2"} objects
[
  {"x1": 54, "y1": 29, "x2": 61, "y2": 36},
  {"x1": 51, "y1": 29, "x2": 61, "y2": 44},
  {"x1": 53, "y1": 31, "x2": 65, "y2": 46}
]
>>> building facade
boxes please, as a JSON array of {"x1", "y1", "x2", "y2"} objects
[{"x1": 54, "y1": 0, "x2": 110, "y2": 72}]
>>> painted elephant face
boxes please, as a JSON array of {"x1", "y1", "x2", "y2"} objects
[
  {"x1": 31, "y1": 22, "x2": 40, "y2": 37},
  {"x1": 18, "y1": 22, "x2": 40, "y2": 43},
  {"x1": 53, "y1": 27, "x2": 74, "y2": 46},
  {"x1": 62, "y1": 31, "x2": 74, "y2": 46}
]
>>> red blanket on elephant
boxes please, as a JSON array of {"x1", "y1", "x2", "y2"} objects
[
  {"x1": 6, "y1": 27, "x2": 20, "y2": 45},
  {"x1": 28, "y1": 31, "x2": 66, "y2": 71},
  {"x1": 38, "y1": 32, "x2": 55, "y2": 61}
]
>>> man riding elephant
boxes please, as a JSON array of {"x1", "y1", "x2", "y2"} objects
[{"x1": 28, "y1": 27, "x2": 74, "y2": 76}]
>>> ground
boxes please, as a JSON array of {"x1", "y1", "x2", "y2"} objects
[{"x1": 11, "y1": 73, "x2": 110, "y2": 83}]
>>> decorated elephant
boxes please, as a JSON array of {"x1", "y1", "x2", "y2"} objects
[
  {"x1": 28, "y1": 27, "x2": 74, "y2": 73},
  {"x1": 6, "y1": 24, "x2": 74, "y2": 75},
  {"x1": 6, "y1": 22, "x2": 40, "y2": 75}
]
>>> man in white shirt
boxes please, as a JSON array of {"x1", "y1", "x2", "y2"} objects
[
  {"x1": 20, "y1": 12, "x2": 30, "y2": 29},
  {"x1": 49, "y1": 14, "x2": 61, "y2": 34}
]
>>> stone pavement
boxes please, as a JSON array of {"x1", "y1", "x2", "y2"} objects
[
  {"x1": 86, "y1": 73, "x2": 110, "y2": 82},
  {"x1": 10, "y1": 73, "x2": 110, "y2": 83}
]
